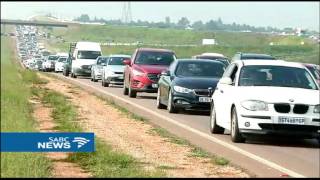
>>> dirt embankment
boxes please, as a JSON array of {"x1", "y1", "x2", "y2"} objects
[
  {"x1": 36, "y1": 73, "x2": 250, "y2": 178},
  {"x1": 30, "y1": 97, "x2": 92, "y2": 178}
]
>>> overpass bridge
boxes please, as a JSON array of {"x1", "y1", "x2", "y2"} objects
[{"x1": 1, "y1": 19, "x2": 68, "y2": 27}]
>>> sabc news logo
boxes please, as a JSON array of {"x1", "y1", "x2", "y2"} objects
[{"x1": 38, "y1": 136, "x2": 90, "y2": 150}]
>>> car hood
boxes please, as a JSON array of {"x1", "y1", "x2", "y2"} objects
[
  {"x1": 55, "y1": 62, "x2": 64, "y2": 67},
  {"x1": 105, "y1": 65, "x2": 125, "y2": 73},
  {"x1": 133, "y1": 64, "x2": 169, "y2": 74},
  {"x1": 174, "y1": 77, "x2": 220, "y2": 90},
  {"x1": 236, "y1": 86, "x2": 320, "y2": 105}
]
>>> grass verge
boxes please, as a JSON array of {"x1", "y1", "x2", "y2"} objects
[
  {"x1": 32, "y1": 85, "x2": 165, "y2": 177},
  {"x1": 1, "y1": 36, "x2": 52, "y2": 177}
]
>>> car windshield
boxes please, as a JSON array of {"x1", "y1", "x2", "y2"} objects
[
  {"x1": 239, "y1": 65, "x2": 318, "y2": 90},
  {"x1": 58, "y1": 57, "x2": 67, "y2": 62},
  {"x1": 77, "y1": 51, "x2": 101, "y2": 60},
  {"x1": 108, "y1": 57, "x2": 127, "y2": 65},
  {"x1": 135, "y1": 51, "x2": 175, "y2": 65},
  {"x1": 48, "y1": 56, "x2": 59, "y2": 60},
  {"x1": 175, "y1": 61, "x2": 225, "y2": 78},
  {"x1": 306, "y1": 66, "x2": 320, "y2": 80}
]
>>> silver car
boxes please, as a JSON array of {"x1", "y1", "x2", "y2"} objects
[
  {"x1": 91, "y1": 56, "x2": 108, "y2": 82},
  {"x1": 101, "y1": 54, "x2": 131, "y2": 87}
]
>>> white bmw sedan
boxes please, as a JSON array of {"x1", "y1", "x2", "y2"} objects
[{"x1": 210, "y1": 60, "x2": 320, "y2": 143}]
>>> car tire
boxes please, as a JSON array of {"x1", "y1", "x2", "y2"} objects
[
  {"x1": 231, "y1": 107, "x2": 245, "y2": 143},
  {"x1": 102, "y1": 79, "x2": 109, "y2": 87},
  {"x1": 167, "y1": 89, "x2": 178, "y2": 113},
  {"x1": 123, "y1": 79, "x2": 129, "y2": 95},
  {"x1": 210, "y1": 103, "x2": 225, "y2": 134},
  {"x1": 128, "y1": 84, "x2": 137, "y2": 98},
  {"x1": 156, "y1": 88, "x2": 166, "y2": 109},
  {"x1": 65, "y1": 70, "x2": 69, "y2": 76}
]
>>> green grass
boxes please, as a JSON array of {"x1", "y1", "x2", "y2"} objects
[
  {"x1": 1, "y1": 37, "x2": 52, "y2": 177},
  {"x1": 35, "y1": 86, "x2": 164, "y2": 177},
  {"x1": 41, "y1": 22, "x2": 319, "y2": 64}
]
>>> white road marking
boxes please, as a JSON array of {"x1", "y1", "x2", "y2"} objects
[{"x1": 61, "y1": 75, "x2": 305, "y2": 178}]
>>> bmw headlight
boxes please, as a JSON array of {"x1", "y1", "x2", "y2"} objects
[
  {"x1": 241, "y1": 100, "x2": 268, "y2": 111},
  {"x1": 314, "y1": 104, "x2": 320, "y2": 113},
  {"x1": 173, "y1": 86, "x2": 193, "y2": 94}
]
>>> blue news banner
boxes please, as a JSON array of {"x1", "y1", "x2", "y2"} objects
[{"x1": 0, "y1": 132, "x2": 95, "y2": 152}]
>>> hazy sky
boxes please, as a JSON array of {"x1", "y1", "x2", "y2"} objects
[{"x1": 1, "y1": 1, "x2": 319, "y2": 31}]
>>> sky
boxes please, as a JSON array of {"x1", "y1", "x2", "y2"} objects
[{"x1": 1, "y1": 1, "x2": 319, "y2": 31}]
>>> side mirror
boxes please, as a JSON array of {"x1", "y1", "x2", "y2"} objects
[
  {"x1": 219, "y1": 77, "x2": 233, "y2": 85},
  {"x1": 123, "y1": 59, "x2": 131, "y2": 66},
  {"x1": 208, "y1": 87, "x2": 213, "y2": 96}
]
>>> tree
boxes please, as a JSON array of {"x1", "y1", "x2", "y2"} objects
[
  {"x1": 165, "y1": 16, "x2": 171, "y2": 25},
  {"x1": 177, "y1": 17, "x2": 190, "y2": 28},
  {"x1": 192, "y1": 20, "x2": 204, "y2": 30},
  {"x1": 74, "y1": 14, "x2": 90, "y2": 22}
]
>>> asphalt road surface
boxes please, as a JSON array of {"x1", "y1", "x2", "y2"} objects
[{"x1": 51, "y1": 73, "x2": 320, "y2": 178}]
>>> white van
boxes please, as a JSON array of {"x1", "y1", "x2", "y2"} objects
[{"x1": 70, "y1": 42, "x2": 102, "y2": 78}]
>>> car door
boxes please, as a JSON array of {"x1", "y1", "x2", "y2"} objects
[{"x1": 214, "y1": 63, "x2": 239, "y2": 129}]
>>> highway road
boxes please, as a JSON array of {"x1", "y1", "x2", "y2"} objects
[{"x1": 51, "y1": 73, "x2": 320, "y2": 178}]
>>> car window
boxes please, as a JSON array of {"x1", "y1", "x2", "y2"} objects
[
  {"x1": 77, "y1": 51, "x2": 101, "y2": 59},
  {"x1": 238, "y1": 65, "x2": 318, "y2": 90},
  {"x1": 58, "y1": 57, "x2": 67, "y2": 62},
  {"x1": 306, "y1": 66, "x2": 320, "y2": 80},
  {"x1": 135, "y1": 51, "x2": 175, "y2": 65},
  {"x1": 175, "y1": 61, "x2": 225, "y2": 78},
  {"x1": 97, "y1": 58, "x2": 101, "y2": 65},
  {"x1": 108, "y1": 57, "x2": 127, "y2": 65}
]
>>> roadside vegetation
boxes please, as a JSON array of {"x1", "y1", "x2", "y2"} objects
[
  {"x1": 41, "y1": 23, "x2": 319, "y2": 64},
  {"x1": 1, "y1": 36, "x2": 52, "y2": 177},
  {"x1": 31, "y1": 80, "x2": 164, "y2": 177}
]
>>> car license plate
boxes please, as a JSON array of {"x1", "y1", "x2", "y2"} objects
[
  {"x1": 152, "y1": 83, "x2": 158, "y2": 88},
  {"x1": 278, "y1": 117, "x2": 305, "y2": 125},
  {"x1": 199, "y1": 97, "x2": 211, "y2": 103}
]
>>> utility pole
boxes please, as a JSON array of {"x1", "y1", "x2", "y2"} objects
[{"x1": 121, "y1": 2, "x2": 132, "y2": 24}]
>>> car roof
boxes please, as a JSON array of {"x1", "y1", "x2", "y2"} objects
[
  {"x1": 239, "y1": 53, "x2": 274, "y2": 58},
  {"x1": 199, "y1": 53, "x2": 225, "y2": 57},
  {"x1": 235, "y1": 60, "x2": 307, "y2": 69},
  {"x1": 137, "y1": 48, "x2": 174, "y2": 53},
  {"x1": 177, "y1": 59, "x2": 225, "y2": 64},
  {"x1": 108, "y1": 54, "x2": 131, "y2": 57}
]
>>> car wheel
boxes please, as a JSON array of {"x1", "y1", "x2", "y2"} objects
[
  {"x1": 123, "y1": 78, "x2": 129, "y2": 95},
  {"x1": 156, "y1": 88, "x2": 166, "y2": 109},
  {"x1": 231, "y1": 107, "x2": 245, "y2": 143},
  {"x1": 65, "y1": 70, "x2": 69, "y2": 76},
  {"x1": 167, "y1": 89, "x2": 178, "y2": 113},
  {"x1": 210, "y1": 103, "x2": 225, "y2": 134},
  {"x1": 128, "y1": 84, "x2": 137, "y2": 98}
]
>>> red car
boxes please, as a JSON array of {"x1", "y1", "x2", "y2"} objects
[
  {"x1": 303, "y1": 63, "x2": 320, "y2": 86},
  {"x1": 123, "y1": 48, "x2": 176, "y2": 98}
]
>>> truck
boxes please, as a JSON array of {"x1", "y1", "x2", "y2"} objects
[{"x1": 69, "y1": 42, "x2": 102, "y2": 78}]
